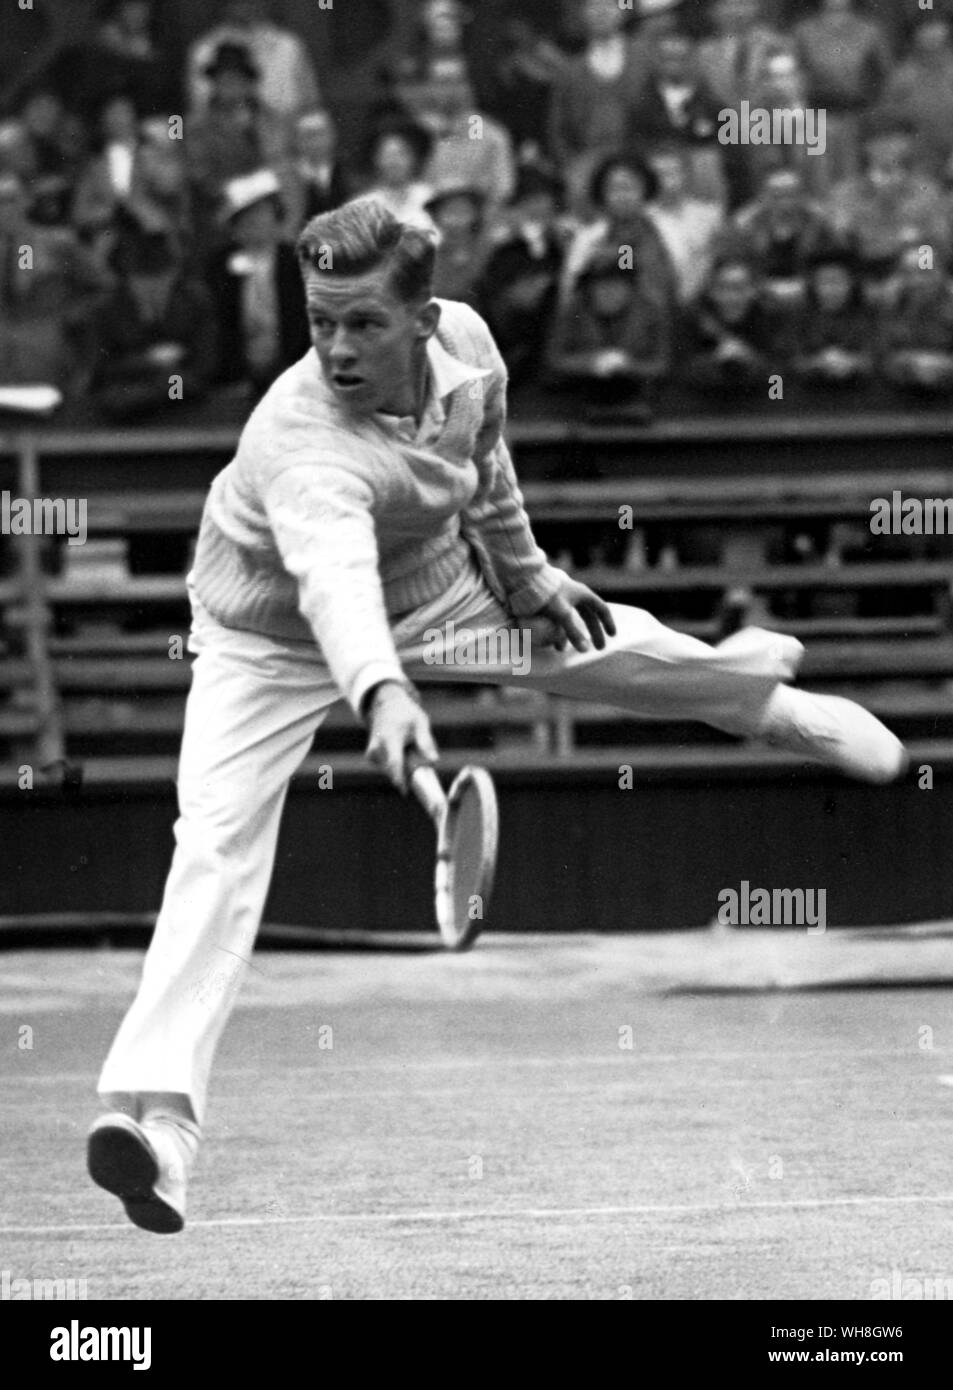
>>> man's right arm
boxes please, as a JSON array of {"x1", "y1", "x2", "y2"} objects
[{"x1": 263, "y1": 459, "x2": 436, "y2": 787}]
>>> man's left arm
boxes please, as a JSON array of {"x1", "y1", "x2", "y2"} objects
[{"x1": 461, "y1": 337, "x2": 615, "y2": 652}]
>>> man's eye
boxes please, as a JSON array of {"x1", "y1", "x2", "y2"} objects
[{"x1": 310, "y1": 318, "x2": 333, "y2": 333}]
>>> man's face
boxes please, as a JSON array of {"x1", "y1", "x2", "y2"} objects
[
  {"x1": 711, "y1": 263, "x2": 756, "y2": 320},
  {"x1": 651, "y1": 151, "x2": 687, "y2": 197},
  {"x1": 304, "y1": 264, "x2": 437, "y2": 414},
  {"x1": 602, "y1": 165, "x2": 647, "y2": 220},
  {"x1": 764, "y1": 172, "x2": 803, "y2": 218},
  {"x1": 813, "y1": 263, "x2": 852, "y2": 310},
  {"x1": 374, "y1": 134, "x2": 416, "y2": 186}
]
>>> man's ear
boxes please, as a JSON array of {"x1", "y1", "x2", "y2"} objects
[{"x1": 415, "y1": 298, "x2": 441, "y2": 341}]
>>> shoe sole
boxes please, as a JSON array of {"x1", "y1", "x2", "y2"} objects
[{"x1": 87, "y1": 1119, "x2": 184, "y2": 1235}]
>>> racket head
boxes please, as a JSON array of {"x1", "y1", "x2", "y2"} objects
[{"x1": 434, "y1": 765, "x2": 499, "y2": 951}]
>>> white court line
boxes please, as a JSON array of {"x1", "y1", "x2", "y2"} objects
[
  {"x1": 3, "y1": 1191, "x2": 953, "y2": 1238},
  {"x1": 3, "y1": 1046, "x2": 943, "y2": 1086}
]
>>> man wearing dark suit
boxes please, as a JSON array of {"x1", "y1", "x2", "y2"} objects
[
  {"x1": 206, "y1": 168, "x2": 311, "y2": 395},
  {"x1": 629, "y1": 32, "x2": 725, "y2": 203}
]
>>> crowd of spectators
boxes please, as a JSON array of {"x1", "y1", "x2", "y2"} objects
[{"x1": 3, "y1": 0, "x2": 953, "y2": 421}]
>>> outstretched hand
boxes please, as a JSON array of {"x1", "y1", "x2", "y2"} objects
[{"x1": 526, "y1": 579, "x2": 617, "y2": 654}]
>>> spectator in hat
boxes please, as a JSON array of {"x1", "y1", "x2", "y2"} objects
[
  {"x1": 646, "y1": 144, "x2": 724, "y2": 305},
  {"x1": 206, "y1": 168, "x2": 310, "y2": 396},
  {"x1": 791, "y1": 242, "x2": 875, "y2": 384},
  {"x1": 477, "y1": 165, "x2": 566, "y2": 385},
  {"x1": 882, "y1": 11, "x2": 953, "y2": 181},
  {"x1": 727, "y1": 167, "x2": 836, "y2": 310},
  {"x1": 793, "y1": 0, "x2": 893, "y2": 194},
  {"x1": 681, "y1": 255, "x2": 784, "y2": 393},
  {"x1": 562, "y1": 153, "x2": 679, "y2": 314},
  {"x1": 824, "y1": 111, "x2": 951, "y2": 297},
  {"x1": 418, "y1": 57, "x2": 516, "y2": 221},
  {"x1": 284, "y1": 110, "x2": 350, "y2": 235},
  {"x1": 185, "y1": 41, "x2": 292, "y2": 251},
  {"x1": 76, "y1": 210, "x2": 217, "y2": 419},
  {"x1": 425, "y1": 185, "x2": 490, "y2": 307},
  {"x1": 0, "y1": 172, "x2": 107, "y2": 390},
  {"x1": 187, "y1": 0, "x2": 320, "y2": 118},
  {"x1": 629, "y1": 31, "x2": 726, "y2": 206},
  {"x1": 878, "y1": 242, "x2": 953, "y2": 395},
  {"x1": 546, "y1": 244, "x2": 672, "y2": 408},
  {"x1": 363, "y1": 120, "x2": 436, "y2": 232}
]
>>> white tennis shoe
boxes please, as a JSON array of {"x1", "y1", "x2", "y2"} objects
[
  {"x1": 87, "y1": 1112, "x2": 198, "y2": 1234},
  {"x1": 758, "y1": 685, "x2": 908, "y2": 784}
]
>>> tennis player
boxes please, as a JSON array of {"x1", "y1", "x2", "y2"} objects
[{"x1": 87, "y1": 196, "x2": 907, "y2": 1233}]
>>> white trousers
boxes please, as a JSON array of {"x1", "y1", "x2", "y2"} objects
[{"x1": 99, "y1": 558, "x2": 800, "y2": 1123}]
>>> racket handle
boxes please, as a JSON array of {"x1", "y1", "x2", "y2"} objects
[{"x1": 405, "y1": 751, "x2": 445, "y2": 824}]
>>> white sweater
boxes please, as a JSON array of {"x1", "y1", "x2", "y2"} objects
[{"x1": 189, "y1": 299, "x2": 563, "y2": 715}]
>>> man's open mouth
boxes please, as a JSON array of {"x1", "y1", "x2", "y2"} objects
[{"x1": 332, "y1": 372, "x2": 365, "y2": 390}]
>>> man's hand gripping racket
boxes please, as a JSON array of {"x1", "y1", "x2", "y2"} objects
[{"x1": 365, "y1": 682, "x2": 498, "y2": 950}]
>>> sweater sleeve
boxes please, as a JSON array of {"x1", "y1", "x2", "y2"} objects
[
  {"x1": 262, "y1": 457, "x2": 407, "y2": 716},
  {"x1": 461, "y1": 328, "x2": 565, "y2": 617}
]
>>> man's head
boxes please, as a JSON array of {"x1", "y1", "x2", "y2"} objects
[
  {"x1": 649, "y1": 145, "x2": 689, "y2": 200},
  {"x1": 223, "y1": 168, "x2": 284, "y2": 248},
  {"x1": 709, "y1": 257, "x2": 758, "y2": 321},
  {"x1": 591, "y1": 154, "x2": 659, "y2": 219},
  {"x1": 426, "y1": 57, "x2": 475, "y2": 120},
  {"x1": 297, "y1": 197, "x2": 440, "y2": 414},
  {"x1": 808, "y1": 248, "x2": 856, "y2": 311},
  {"x1": 762, "y1": 168, "x2": 805, "y2": 220},
  {"x1": 99, "y1": 93, "x2": 139, "y2": 144},
  {"x1": 370, "y1": 123, "x2": 431, "y2": 187}
]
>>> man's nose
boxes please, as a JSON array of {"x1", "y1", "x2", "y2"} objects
[{"x1": 328, "y1": 328, "x2": 356, "y2": 363}]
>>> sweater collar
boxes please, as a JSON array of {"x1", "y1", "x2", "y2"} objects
[{"x1": 373, "y1": 331, "x2": 491, "y2": 438}]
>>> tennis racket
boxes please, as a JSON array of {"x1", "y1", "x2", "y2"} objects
[{"x1": 405, "y1": 752, "x2": 499, "y2": 951}]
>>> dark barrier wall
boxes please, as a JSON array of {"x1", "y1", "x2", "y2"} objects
[{"x1": 4, "y1": 766, "x2": 952, "y2": 932}]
